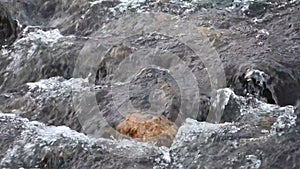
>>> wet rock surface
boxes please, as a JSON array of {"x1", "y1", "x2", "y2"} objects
[{"x1": 0, "y1": 0, "x2": 299, "y2": 168}]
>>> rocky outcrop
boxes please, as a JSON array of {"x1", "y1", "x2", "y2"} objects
[
  {"x1": 0, "y1": 0, "x2": 299, "y2": 168},
  {"x1": 0, "y1": 88, "x2": 298, "y2": 169},
  {"x1": 0, "y1": 113, "x2": 169, "y2": 169},
  {"x1": 0, "y1": 27, "x2": 85, "y2": 92},
  {"x1": 1, "y1": 0, "x2": 299, "y2": 105},
  {"x1": 0, "y1": 77, "x2": 89, "y2": 132},
  {"x1": 170, "y1": 88, "x2": 298, "y2": 169}
]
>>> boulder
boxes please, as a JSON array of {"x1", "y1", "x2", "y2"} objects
[
  {"x1": 0, "y1": 77, "x2": 89, "y2": 132},
  {"x1": 170, "y1": 88, "x2": 298, "y2": 169},
  {"x1": 0, "y1": 27, "x2": 85, "y2": 92}
]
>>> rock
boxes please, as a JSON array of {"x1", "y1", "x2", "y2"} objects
[
  {"x1": 129, "y1": 68, "x2": 181, "y2": 122},
  {"x1": 1, "y1": 0, "x2": 118, "y2": 36},
  {"x1": 244, "y1": 1, "x2": 267, "y2": 17},
  {"x1": 0, "y1": 77, "x2": 90, "y2": 132},
  {"x1": 0, "y1": 27, "x2": 85, "y2": 92},
  {"x1": 221, "y1": 4, "x2": 300, "y2": 106},
  {"x1": 196, "y1": 26, "x2": 230, "y2": 48},
  {"x1": 0, "y1": 113, "x2": 168, "y2": 169},
  {"x1": 206, "y1": 88, "x2": 296, "y2": 127},
  {"x1": 0, "y1": 0, "x2": 299, "y2": 168},
  {"x1": 234, "y1": 69, "x2": 276, "y2": 104},
  {"x1": 116, "y1": 112, "x2": 178, "y2": 147},
  {"x1": 1, "y1": 87, "x2": 298, "y2": 169},
  {"x1": 170, "y1": 88, "x2": 298, "y2": 169},
  {"x1": 206, "y1": 88, "x2": 240, "y2": 123},
  {"x1": 76, "y1": 15, "x2": 225, "y2": 126},
  {"x1": 95, "y1": 44, "x2": 133, "y2": 84}
]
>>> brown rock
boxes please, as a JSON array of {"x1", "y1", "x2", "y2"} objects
[{"x1": 116, "y1": 113, "x2": 178, "y2": 147}]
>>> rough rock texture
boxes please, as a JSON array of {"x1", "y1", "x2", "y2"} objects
[
  {"x1": 0, "y1": 0, "x2": 299, "y2": 168},
  {"x1": 170, "y1": 88, "x2": 298, "y2": 169},
  {"x1": 0, "y1": 77, "x2": 90, "y2": 132},
  {"x1": 117, "y1": 112, "x2": 178, "y2": 147},
  {"x1": 0, "y1": 88, "x2": 298, "y2": 168},
  {"x1": 0, "y1": 113, "x2": 169, "y2": 169},
  {"x1": 0, "y1": 27, "x2": 85, "y2": 92}
]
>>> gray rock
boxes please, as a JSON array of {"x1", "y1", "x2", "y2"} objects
[
  {"x1": 0, "y1": 0, "x2": 299, "y2": 168},
  {"x1": 0, "y1": 77, "x2": 90, "y2": 132},
  {"x1": 0, "y1": 112, "x2": 168, "y2": 169},
  {"x1": 0, "y1": 27, "x2": 85, "y2": 92},
  {"x1": 170, "y1": 88, "x2": 299, "y2": 169},
  {"x1": 1, "y1": 0, "x2": 299, "y2": 105},
  {"x1": 0, "y1": 88, "x2": 299, "y2": 169}
]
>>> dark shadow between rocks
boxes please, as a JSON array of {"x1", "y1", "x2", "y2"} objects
[{"x1": 0, "y1": 3, "x2": 18, "y2": 48}]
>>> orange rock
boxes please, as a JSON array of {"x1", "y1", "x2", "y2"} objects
[{"x1": 116, "y1": 113, "x2": 178, "y2": 147}]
